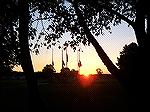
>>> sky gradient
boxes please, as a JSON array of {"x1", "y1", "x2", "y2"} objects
[{"x1": 14, "y1": 21, "x2": 137, "y2": 75}]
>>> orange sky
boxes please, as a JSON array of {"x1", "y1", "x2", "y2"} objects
[{"x1": 14, "y1": 21, "x2": 137, "y2": 75}]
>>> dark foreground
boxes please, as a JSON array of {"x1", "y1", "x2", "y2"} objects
[{"x1": 0, "y1": 75, "x2": 128, "y2": 112}]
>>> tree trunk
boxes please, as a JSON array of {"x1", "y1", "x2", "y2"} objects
[
  {"x1": 73, "y1": 1, "x2": 149, "y2": 110},
  {"x1": 134, "y1": 0, "x2": 148, "y2": 47},
  {"x1": 133, "y1": 0, "x2": 150, "y2": 76},
  {"x1": 72, "y1": 2, "x2": 128, "y2": 85},
  {"x1": 129, "y1": 1, "x2": 150, "y2": 110},
  {"x1": 18, "y1": 0, "x2": 44, "y2": 111}
]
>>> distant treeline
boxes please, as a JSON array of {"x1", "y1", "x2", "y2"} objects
[{"x1": 0, "y1": 71, "x2": 113, "y2": 80}]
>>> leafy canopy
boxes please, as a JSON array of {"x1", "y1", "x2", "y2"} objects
[
  {"x1": 28, "y1": 0, "x2": 143, "y2": 53},
  {"x1": 0, "y1": 0, "x2": 20, "y2": 72}
]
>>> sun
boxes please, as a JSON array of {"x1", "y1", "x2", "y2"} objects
[
  {"x1": 79, "y1": 66, "x2": 97, "y2": 77},
  {"x1": 82, "y1": 74, "x2": 90, "y2": 77},
  {"x1": 77, "y1": 73, "x2": 96, "y2": 87},
  {"x1": 80, "y1": 70, "x2": 93, "y2": 76},
  {"x1": 80, "y1": 72, "x2": 90, "y2": 77}
]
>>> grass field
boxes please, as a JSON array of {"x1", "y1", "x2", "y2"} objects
[{"x1": 0, "y1": 75, "x2": 128, "y2": 112}]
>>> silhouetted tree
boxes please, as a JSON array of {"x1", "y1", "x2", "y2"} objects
[
  {"x1": 116, "y1": 42, "x2": 148, "y2": 110},
  {"x1": 29, "y1": 1, "x2": 149, "y2": 110},
  {"x1": 42, "y1": 64, "x2": 56, "y2": 74},
  {"x1": 1, "y1": 0, "x2": 146, "y2": 110},
  {"x1": 96, "y1": 68, "x2": 103, "y2": 75},
  {"x1": 28, "y1": 0, "x2": 149, "y2": 86},
  {"x1": 0, "y1": 1, "x2": 44, "y2": 111},
  {"x1": 0, "y1": 0, "x2": 20, "y2": 74},
  {"x1": 116, "y1": 42, "x2": 138, "y2": 83},
  {"x1": 70, "y1": 69, "x2": 78, "y2": 77},
  {"x1": 117, "y1": 43, "x2": 138, "y2": 72},
  {"x1": 18, "y1": 0, "x2": 46, "y2": 111},
  {"x1": 60, "y1": 67, "x2": 71, "y2": 78}
]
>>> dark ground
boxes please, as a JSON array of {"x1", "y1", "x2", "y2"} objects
[{"x1": 0, "y1": 75, "x2": 128, "y2": 112}]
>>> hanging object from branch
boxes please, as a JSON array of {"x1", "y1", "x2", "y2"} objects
[{"x1": 78, "y1": 60, "x2": 82, "y2": 68}]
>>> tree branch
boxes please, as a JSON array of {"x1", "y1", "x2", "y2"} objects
[
  {"x1": 73, "y1": 1, "x2": 119, "y2": 75},
  {"x1": 105, "y1": 7, "x2": 135, "y2": 27},
  {"x1": 82, "y1": 0, "x2": 135, "y2": 28}
]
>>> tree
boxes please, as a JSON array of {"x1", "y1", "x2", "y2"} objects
[
  {"x1": 28, "y1": 1, "x2": 150, "y2": 109},
  {"x1": 96, "y1": 68, "x2": 103, "y2": 75},
  {"x1": 5, "y1": 0, "x2": 146, "y2": 110},
  {"x1": 67, "y1": 1, "x2": 149, "y2": 109},
  {"x1": 29, "y1": 0, "x2": 149, "y2": 83},
  {"x1": 116, "y1": 42, "x2": 138, "y2": 82},
  {"x1": 18, "y1": 0, "x2": 46, "y2": 111},
  {"x1": 60, "y1": 67, "x2": 71, "y2": 78},
  {"x1": 42, "y1": 64, "x2": 56, "y2": 74},
  {"x1": 0, "y1": 1, "x2": 46, "y2": 110},
  {"x1": 0, "y1": 0, "x2": 147, "y2": 110},
  {"x1": 117, "y1": 42, "x2": 138, "y2": 72},
  {"x1": 70, "y1": 69, "x2": 78, "y2": 77},
  {"x1": 0, "y1": 0, "x2": 20, "y2": 74}
]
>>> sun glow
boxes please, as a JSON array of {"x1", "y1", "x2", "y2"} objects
[
  {"x1": 80, "y1": 72, "x2": 91, "y2": 77},
  {"x1": 77, "y1": 74, "x2": 97, "y2": 87},
  {"x1": 81, "y1": 74, "x2": 90, "y2": 77},
  {"x1": 79, "y1": 66, "x2": 97, "y2": 76},
  {"x1": 13, "y1": 21, "x2": 136, "y2": 77}
]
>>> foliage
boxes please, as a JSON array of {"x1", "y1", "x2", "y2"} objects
[
  {"x1": 0, "y1": 0, "x2": 20, "y2": 72},
  {"x1": 1, "y1": 0, "x2": 150, "y2": 95},
  {"x1": 116, "y1": 42, "x2": 138, "y2": 71},
  {"x1": 0, "y1": 1, "x2": 149, "y2": 110},
  {"x1": 60, "y1": 67, "x2": 71, "y2": 77},
  {"x1": 42, "y1": 64, "x2": 56, "y2": 73},
  {"x1": 70, "y1": 69, "x2": 78, "y2": 77},
  {"x1": 28, "y1": 0, "x2": 128, "y2": 49},
  {"x1": 116, "y1": 42, "x2": 139, "y2": 83},
  {"x1": 28, "y1": 1, "x2": 150, "y2": 79},
  {"x1": 96, "y1": 68, "x2": 103, "y2": 75},
  {"x1": 28, "y1": 0, "x2": 150, "y2": 52}
]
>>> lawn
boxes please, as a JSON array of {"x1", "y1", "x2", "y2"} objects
[{"x1": 0, "y1": 75, "x2": 128, "y2": 112}]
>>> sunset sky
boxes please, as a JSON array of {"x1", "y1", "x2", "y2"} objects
[{"x1": 14, "y1": 21, "x2": 137, "y2": 75}]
